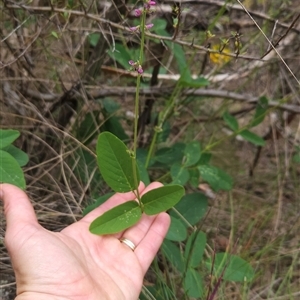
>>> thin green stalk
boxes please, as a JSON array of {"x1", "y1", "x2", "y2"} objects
[
  {"x1": 132, "y1": 9, "x2": 148, "y2": 203},
  {"x1": 133, "y1": 11, "x2": 146, "y2": 158},
  {"x1": 144, "y1": 130, "x2": 157, "y2": 168}
]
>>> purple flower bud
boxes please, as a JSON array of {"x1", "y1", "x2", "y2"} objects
[
  {"x1": 145, "y1": 23, "x2": 154, "y2": 29},
  {"x1": 130, "y1": 26, "x2": 139, "y2": 31},
  {"x1": 137, "y1": 66, "x2": 144, "y2": 74},
  {"x1": 134, "y1": 9, "x2": 142, "y2": 17},
  {"x1": 144, "y1": 0, "x2": 156, "y2": 8},
  {"x1": 128, "y1": 60, "x2": 135, "y2": 66}
]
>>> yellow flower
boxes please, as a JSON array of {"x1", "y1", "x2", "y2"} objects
[{"x1": 209, "y1": 44, "x2": 231, "y2": 65}]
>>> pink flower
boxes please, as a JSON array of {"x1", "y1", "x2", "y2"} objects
[
  {"x1": 130, "y1": 26, "x2": 139, "y2": 32},
  {"x1": 128, "y1": 60, "x2": 143, "y2": 74},
  {"x1": 137, "y1": 65, "x2": 144, "y2": 74},
  {"x1": 134, "y1": 9, "x2": 142, "y2": 17},
  {"x1": 144, "y1": 0, "x2": 156, "y2": 8},
  {"x1": 145, "y1": 23, "x2": 154, "y2": 29}
]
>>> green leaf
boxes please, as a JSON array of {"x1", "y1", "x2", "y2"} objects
[
  {"x1": 184, "y1": 268, "x2": 204, "y2": 298},
  {"x1": 170, "y1": 163, "x2": 190, "y2": 185},
  {"x1": 96, "y1": 132, "x2": 139, "y2": 192},
  {"x1": 51, "y1": 31, "x2": 59, "y2": 39},
  {"x1": 83, "y1": 192, "x2": 114, "y2": 216},
  {"x1": 293, "y1": 153, "x2": 300, "y2": 163},
  {"x1": 102, "y1": 98, "x2": 120, "y2": 113},
  {"x1": 165, "y1": 216, "x2": 187, "y2": 242},
  {"x1": 198, "y1": 165, "x2": 233, "y2": 191},
  {"x1": 161, "y1": 239, "x2": 184, "y2": 273},
  {"x1": 89, "y1": 201, "x2": 142, "y2": 235},
  {"x1": 3, "y1": 144, "x2": 28, "y2": 167},
  {"x1": 205, "y1": 253, "x2": 255, "y2": 282},
  {"x1": 100, "y1": 99, "x2": 129, "y2": 142},
  {"x1": 292, "y1": 146, "x2": 300, "y2": 163},
  {"x1": 142, "y1": 185, "x2": 185, "y2": 215},
  {"x1": 0, "y1": 129, "x2": 20, "y2": 149},
  {"x1": 223, "y1": 111, "x2": 239, "y2": 131},
  {"x1": 250, "y1": 96, "x2": 268, "y2": 127},
  {"x1": 156, "y1": 121, "x2": 171, "y2": 143},
  {"x1": 136, "y1": 158, "x2": 150, "y2": 185},
  {"x1": 179, "y1": 75, "x2": 209, "y2": 88},
  {"x1": 152, "y1": 18, "x2": 167, "y2": 32},
  {"x1": 107, "y1": 43, "x2": 132, "y2": 70},
  {"x1": 188, "y1": 168, "x2": 200, "y2": 188},
  {"x1": 196, "y1": 152, "x2": 212, "y2": 165},
  {"x1": 76, "y1": 111, "x2": 100, "y2": 145},
  {"x1": 70, "y1": 148, "x2": 102, "y2": 193},
  {"x1": 171, "y1": 43, "x2": 189, "y2": 76},
  {"x1": 152, "y1": 19, "x2": 189, "y2": 77},
  {"x1": 183, "y1": 141, "x2": 201, "y2": 167},
  {"x1": 184, "y1": 231, "x2": 206, "y2": 268},
  {"x1": 88, "y1": 33, "x2": 100, "y2": 47},
  {"x1": 139, "y1": 285, "x2": 169, "y2": 300},
  {"x1": 100, "y1": 116, "x2": 129, "y2": 142},
  {"x1": 154, "y1": 143, "x2": 185, "y2": 165},
  {"x1": 171, "y1": 192, "x2": 208, "y2": 226},
  {"x1": 136, "y1": 148, "x2": 155, "y2": 168},
  {"x1": 0, "y1": 150, "x2": 26, "y2": 189},
  {"x1": 239, "y1": 130, "x2": 265, "y2": 146}
]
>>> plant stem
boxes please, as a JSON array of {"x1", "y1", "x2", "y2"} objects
[
  {"x1": 132, "y1": 9, "x2": 147, "y2": 205},
  {"x1": 133, "y1": 9, "x2": 147, "y2": 158}
]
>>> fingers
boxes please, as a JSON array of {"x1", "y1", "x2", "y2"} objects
[
  {"x1": 135, "y1": 212, "x2": 170, "y2": 275},
  {"x1": 0, "y1": 183, "x2": 38, "y2": 229}
]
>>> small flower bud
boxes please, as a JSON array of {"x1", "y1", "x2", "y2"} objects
[
  {"x1": 130, "y1": 26, "x2": 139, "y2": 32},
  {"x1": 137, "y1": 66, "x2": 144, "y2": 74},
  {"x1": 134, "y1": 9, "x2": 142, "y2": 17},
  {"x1": 145, "y1": 23, "x2": 154, "y2": 29}
]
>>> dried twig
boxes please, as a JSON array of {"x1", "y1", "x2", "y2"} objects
[{"x1": 23, "y1": 86, "x2": 300, "y2": 114}]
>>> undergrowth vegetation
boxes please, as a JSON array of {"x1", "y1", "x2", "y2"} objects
[{"x1": 1, "y1": 0, "x2": 300, "y2": 299}]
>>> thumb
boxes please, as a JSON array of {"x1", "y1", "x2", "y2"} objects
[{"x1": 0, "y1": 183, "x2": 38, "y2": 230}]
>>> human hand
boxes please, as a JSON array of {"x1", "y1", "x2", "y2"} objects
[{"x1": 0, "y1": 182, "x2": 170, "y2": 300}]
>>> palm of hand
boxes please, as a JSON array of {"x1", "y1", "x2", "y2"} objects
[{"x1": 2, "y1": 183, "x2": 170, "y2": 300}]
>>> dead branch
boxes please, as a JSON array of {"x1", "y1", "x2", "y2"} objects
[{"x1": 23, "y1": 86, "x2": 300, "y2": 114}]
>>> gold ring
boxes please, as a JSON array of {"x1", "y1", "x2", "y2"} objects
[{"x1": 120, "y1": 238, "x2": 136, "y2": 251}]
